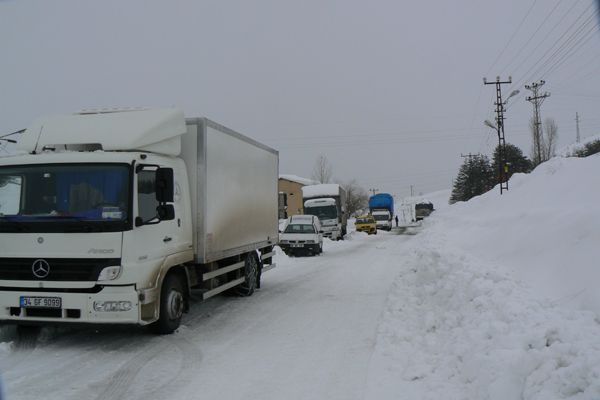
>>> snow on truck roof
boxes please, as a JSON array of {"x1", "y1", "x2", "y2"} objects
[
  {"x1": 304, "y1": 197, "x2": 336, "y2": 207},
  {"x1": 301, "y1": 184, "x2": 342, "y2": 198},
  {"x1": 289, "y1": 215, "x2": 317, "y2": 224},
  {"x1": 17, "y1": 108, "x2": 187, "y2": 156}
]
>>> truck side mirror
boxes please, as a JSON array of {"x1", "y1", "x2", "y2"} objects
[
  {"x1": 155, "y1": 168, "x2": 174, "y2": 203},
  {"x1": 157, "y1": 204, "x2": 175, "y2": 221}
]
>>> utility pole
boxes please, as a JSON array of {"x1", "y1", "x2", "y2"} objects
[
  {"x1": 484, "y1": 76, "x2": 512, "y2": 194},
  {"x1": 525, "y1": 80, "x2": 550, "y2": 165},
  {"x1": 410, "y1": 185, "x2": 414, "y2": 197},
  {"x1": 369, "y1": 188, "x2": 379, "y2": 196},
  {"x1": 575, "y1": 112, "x2": 581, "y2": 143}
]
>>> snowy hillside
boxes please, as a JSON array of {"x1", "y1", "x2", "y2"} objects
[{"x1": 368, "y1": 154, "x2": 600, "y2": 399}]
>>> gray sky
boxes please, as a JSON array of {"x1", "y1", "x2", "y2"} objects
[{"x1": 1, "y1": 0, "x2": 599, "y2": 199}]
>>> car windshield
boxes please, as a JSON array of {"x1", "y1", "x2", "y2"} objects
[
  {"x1": 304, "y1": 205, "x2": 337, "y2": 220},
  {"x1": 284, "y1": 224, "x2": 316, "y2": 234},
  {"x1": 356, "y1": 218, "x2": 373, "y2": 224},
  {"x1": 0, "y1": 164, "x2": 130, "y2": 222}
]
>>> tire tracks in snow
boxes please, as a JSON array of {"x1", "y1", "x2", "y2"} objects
[
  {"x1": 93, "y1": 331, "x2": 203, "y2": 400},
  {"x1": 93, "y1": 337, "x2": 168, "y2": 400}
]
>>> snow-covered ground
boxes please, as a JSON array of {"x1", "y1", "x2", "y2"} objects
[{"x1": 1, "y1": 155, "x2": 599, "y2": 399}]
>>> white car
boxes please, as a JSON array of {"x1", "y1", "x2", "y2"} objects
[{"x1": 279, "y1": 215, "x2": 323, "y2": 256}]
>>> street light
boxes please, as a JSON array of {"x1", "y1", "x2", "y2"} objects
[
  {"x1": 484, "y1": 119, "x2": 497, "y2": 130},
  {"x1": 506, "y1": 89, "x2": 520, "y2": 101}
]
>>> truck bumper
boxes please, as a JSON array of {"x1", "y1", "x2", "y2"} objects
[
  {"x1": 321, "y1": 227, "x2": 340, "y2": 239},
  {"x1": 0, "y1": 285, "x2": 141, "y2": 325}
]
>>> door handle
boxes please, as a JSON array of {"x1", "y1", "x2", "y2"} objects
[{"x1": 163, "y1": 236, "x2": 172, "y2": 243}]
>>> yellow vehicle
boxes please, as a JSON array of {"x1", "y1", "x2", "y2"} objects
[{"x1": 355, "y1": 215, "x2": 377, "y2": 235}]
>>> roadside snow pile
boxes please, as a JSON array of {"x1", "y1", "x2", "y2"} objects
[
  {"x1": 431, "y1": 155, "x2": 600, "y2": 314},
  {"x1": 367, "y1": 247, "x2": 600, "y2": 400},
  {"x1": 367, "y1": 155, "x2": 600, "y2": 399},
  {"x1": 557, "y1": 133, "x2": 600, "y2": 157}
]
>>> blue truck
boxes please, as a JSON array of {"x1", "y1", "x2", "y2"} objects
[{"x1": 368, "y1": 193, "x2": 394, "y2": 231}]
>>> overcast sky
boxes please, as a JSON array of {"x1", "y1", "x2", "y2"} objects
[{"x1": 1, "y1": 0, "x2": 599, "y2": 199}]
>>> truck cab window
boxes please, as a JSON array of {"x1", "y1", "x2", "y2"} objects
[
  {"x1": 0, "y1": 175, "x2": 22, "y2": 215},
  {"x1": 138, "y1": 170, "x2": 159, "y2": 221}
]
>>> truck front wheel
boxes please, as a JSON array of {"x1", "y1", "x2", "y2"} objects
[
  {"x1": 236, "y1": 252, "x2": 259, "y2": 296},
  {"x1": 151, "y1": 273, "x2": 185, "y2": 334}
]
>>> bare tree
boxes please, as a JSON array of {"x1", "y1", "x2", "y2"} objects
[
  {"x1": 311, "y1": 154, "x2": 333, "y2": 184},
  {"x1": 542, "y1": 118, "x2": 558, "y2": 162},
  {"x1": 338, "y1": 179, "x2": 368, "y2": 216}
]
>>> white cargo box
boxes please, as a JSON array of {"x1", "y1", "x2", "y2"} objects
[{"x1": 181, "y1": 118, "x2": 279, "y2": 263}]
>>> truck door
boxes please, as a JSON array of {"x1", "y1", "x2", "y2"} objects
[{"x1": 123, "y1": 164, "x2": 181, "y2": 270}]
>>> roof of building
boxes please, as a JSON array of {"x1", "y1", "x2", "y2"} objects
[{"x1": 279, "y1": 174, "x2": 318, "y2": 186}]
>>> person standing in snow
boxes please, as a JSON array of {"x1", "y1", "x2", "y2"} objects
[{"x1": 394, "y1": 215, "x2": 399, "y2": 227}]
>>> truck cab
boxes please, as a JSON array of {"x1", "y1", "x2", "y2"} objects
[
  {"x1": 371, "y1": 209, "x2": 392, "y2": 231},
  {"x1": 303, "y1": 198, "x2": 342, "y2": 240}
]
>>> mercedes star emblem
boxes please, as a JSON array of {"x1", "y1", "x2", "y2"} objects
[{"x1": 32, "y1": 259, "x2": 50, "y2": 279}]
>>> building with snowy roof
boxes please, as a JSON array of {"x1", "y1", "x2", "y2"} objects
[{"x1": 278, "y1": 175, "x2": 318, "y2": 218}]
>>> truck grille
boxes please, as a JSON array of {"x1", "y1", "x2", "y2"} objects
[{"x1": 0, "y1": 258, "x2": 121, "y2": 281}]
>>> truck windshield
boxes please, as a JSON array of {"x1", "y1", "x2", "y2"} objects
[
  {"x1": 373, "y1": 214, "x2": 389, "y2": 221},
  {"x1": 284, "y1": 224, "x2": 316, "y2": 234},
  {"x1": 0, "y1": 164, "x2": 130, "y2": 231},
  {"x1": 304, "y1": 205, "x2": 337, "y2": 220}
]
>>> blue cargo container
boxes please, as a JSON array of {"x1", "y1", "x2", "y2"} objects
[{"x1": 368, "y1": 193, "x2": 394, "y2": 215}]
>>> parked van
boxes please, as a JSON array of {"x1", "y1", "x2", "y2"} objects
[{"x1": 279, "y1": 215, "x2": 323, "y2": 256}]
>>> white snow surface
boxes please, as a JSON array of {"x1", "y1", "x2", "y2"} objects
[
  {"x1": 1, "y1": 156, "x2": 599, "y2": 399},
  {"x1": 557, "y1": 133, "x2": 600, "y2": 157},
  {"x1": 301, "y1": 183, "x2": 341, "y2": 198},
  {"x1": 279, "y1": 174, "x2": 318, "y2": 186}
]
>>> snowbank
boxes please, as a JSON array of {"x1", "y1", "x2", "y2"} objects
[
  {"x1": 368, "y1": 247, "x2": 600, "y2": 399},
  {"x1": 431, "y1": 155, "x2": 600, "y2": 314},
  {"x1": 368, "y1": 154, "x2": 600, "y2": 399},
  {"x1": 557, "y1": 133, "x2": 600, "y2": 157}
]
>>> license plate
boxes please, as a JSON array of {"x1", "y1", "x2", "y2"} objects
[
  {"x1": 291, "y1": 244, "x2": 304, "y2": 248},
  {"x1": 20, "y1": 296, "x2": 62, "y2": 309}
]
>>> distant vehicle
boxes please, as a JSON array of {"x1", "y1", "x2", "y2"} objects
[
  {"x1": 0, "y1": 109, "x2": 278, "y2": 334},
  {"x1": 355, "y1": 215, "x2": 377, "y2": 235},
  {"x1": 302, "y1": 184, "x2": 347, "y2": 240},
  {"x1": 368, "y1": 193, "x2": 394, "y2": 231},
  {"x1": 415, "y1": 202, "x2": 434, "y2": 220},
  {"x1": 279, "y1": 215, "x2": 323, "y2": 256}
]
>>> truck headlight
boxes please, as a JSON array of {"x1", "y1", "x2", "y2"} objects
[
  {"x1": 98, "y1": 266, "x2": 122, "y2": 281},
  {"x1": 93, "y1": 301, "x2": 132, "y2": 312}
]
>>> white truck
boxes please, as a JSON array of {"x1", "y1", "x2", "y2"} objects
[
  {"x1": 301, "y1": 184, "x2": 347, "y2": 241},
  {"x1": 0, "y1": 109, "x2": 278, "y2": 333}
]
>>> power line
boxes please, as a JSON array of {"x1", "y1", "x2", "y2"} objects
[
  {"x1": 509, "y1": 3, "x2": 596, "y2": 92},
  {"x1": 525, "y1": 80, "x2": 551, "y2": 165},
  {"x1": 484, "y1": 76, "x2": 513, "y2": 194},
  {"x1": 500, "y1": 0, "x2": 579, "y2": 77},
  {"x1": 487, "y1": 0, "x2": 539, "y2": 76}
]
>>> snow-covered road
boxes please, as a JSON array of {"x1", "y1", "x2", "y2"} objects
[{"x1": 0, "y1": 230, "x2": 410, "y2": 400}]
